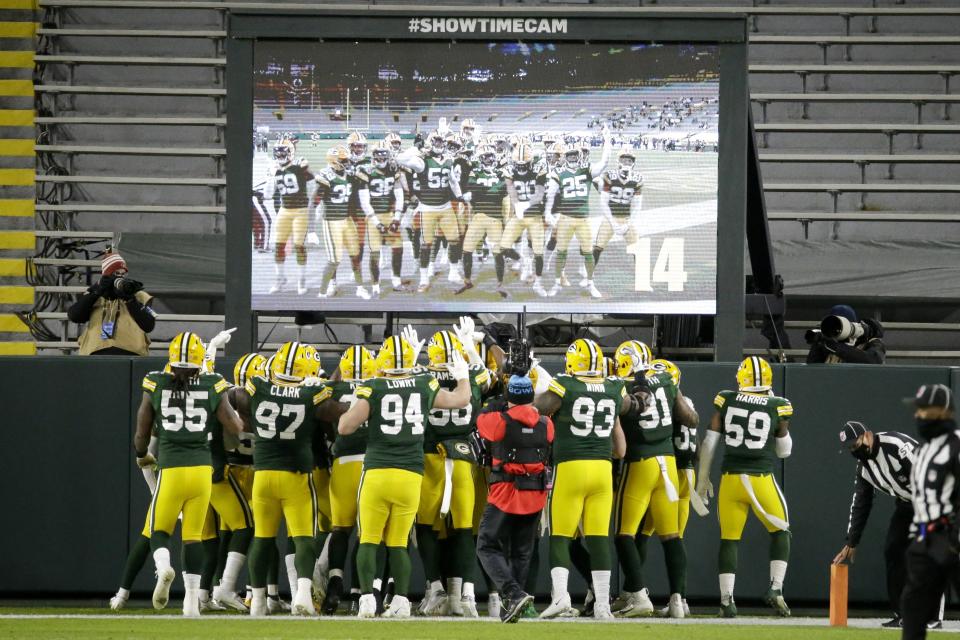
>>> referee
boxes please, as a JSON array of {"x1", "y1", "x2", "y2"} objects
[
  {"x1": 832, "y1": 421, "x2": 918, "y2": 628},
  {"x1": 901, "y1": 383, "x2": 958, "y2": 640}
]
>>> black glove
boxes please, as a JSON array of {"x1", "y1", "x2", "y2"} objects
[
  {"x1": 388, "y1": 219, "x2": 401, "y2": 233},
  {"x1": 630, "y1": 370, "x2": 651, "y2": 396},
  {"x1": 376, "y1": 222, "x2": 388, "y2": 234}
]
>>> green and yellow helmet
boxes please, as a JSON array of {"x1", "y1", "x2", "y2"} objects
[
  {"x1": 233, "y1": 353, "x2": 267, "y2": 387},
  {"x1": 648, "y1": 358, "x2": 681, "y2": 386},
  {"x1": 736, "y1": 356, "x2": 772, "y2": 393},
  {"x1": 271, "y1": 341, "x2": 322, "y2": 384},
  {"x1": 614, "y1": 339, "x2": 653, "y2": 378},
  {"x1": 426, "y1": 330, "x2": 464, "y2": 370},
  {"x1": 339, "y1": 345, "x2": 377, "y2": 381},
  {"x1": 168, "y1": 331, "x2": 206, "y2": 370},
  {"x1": 565, "y1": 338, "x2": 604, "y2": 377},
  {"x1": 377, "y1": 335, "x2": 417, "y2": 374}
]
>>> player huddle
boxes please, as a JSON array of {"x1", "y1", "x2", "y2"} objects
[
  {"x1": 262, "y1": 118, "x2": 644, "y2": 300},
  {"x1": 119, "y1": 323, "x2": 794, "y2": 621}
]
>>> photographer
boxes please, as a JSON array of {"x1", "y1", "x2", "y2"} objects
[
  {"x1": 805, "y1": 305, "x2": 885, "y2": 364},
  {"x1": 67, "y1": 251, "x2": 156, "y2": 356}
]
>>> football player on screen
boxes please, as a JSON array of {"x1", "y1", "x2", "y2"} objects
[
  {"x1": 265, "y1": 142, "x2": 314, "y2": 295},
  {"x1": 500, "y1": 142, "x2": 548, "y2": 297},
  {"x1": 396, "y1": 131, "x2": 467, "y2": 293},
  {"x1": 697, "y1": 357, "x2": 794, "y2": 619},
  {"x1": 358, "y1": 141, "x2": 406, "y2": 296},
  {"x1": 315, "y1": 146, "x2": 370, "y2": 300},
  {"x1": 543, "y1": 130, "x2": 611, "y2": 299},
  {"x1": 595, "y1": 151, "x2": 642, "y2": 271},
  {"x1": 456, "y1": 144, "x2": 508, "y2": 296}
]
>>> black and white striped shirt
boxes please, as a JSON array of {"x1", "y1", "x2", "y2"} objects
[
  {"x1": 845, "y1": 432, "x2": 917, "y2": 546},
  {"x1": 910, "y1": 430, "x2": 960, "y2": 526}
]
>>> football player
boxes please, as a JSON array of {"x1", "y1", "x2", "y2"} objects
[
  {"x1": 637, "y1": 358, "x2": 700, "y2": 618},
  {"x1": 459, "y1": 118, "x2": 479, "y2": 151},
  {"x1": 315, "y1": 145, "x2": 369, "y2": 300},
  {"x1": 697, "y1": 356, "x2": 794, "y2": 618},
  {"x1": 346, "y1": 131, "x2": 369, "y2": 170},
  {"x1": 358, "y1": 141, "x2": 405, "y2": 295},
  {"x1": 337, "y1": 336, "x2": 472, "y2": 618},
  {"x1": 533, "y1": 338, "x2": 644, "y2": 619},
  {"x1": 321, "y1": 345, "x2": 378, "y2": 615},
  {"x1": 396, "y1": 132, "x2": 467, "y2": 292},
  {"x1": 385, "y1": 132, "x2": 403, "y2": 154},
  {"x1": 457, "y1": 145, "x2": 508, "y2": 296},
  {"x1": 134, "y1": 332, "x2": 243, "y2": 617},
  {"x1": 416, "y1": 330, "x2": 491, "y2": 617},
  {"x1": 234, "y1": 342, "x2": 347, "y2": 616},
  {"x1": 266, "y1": 142, "x2": 314, "y2": 295},
  {"x1": 595, "y1": 151, "x2": 642, "y2": 270},
  {"x1": 612, "y1": 341, "x2": 698, "y2": 619},
  {"x1": 543, "y1": 132, "x2": 611, "y2": 298},
  {"x1": 499, "y1": 143, "x2": 548, "y2": 297}
]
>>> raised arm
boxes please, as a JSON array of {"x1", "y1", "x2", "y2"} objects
[{"x1": 396, "y1": 147, "x2": 425, "y2": 174}]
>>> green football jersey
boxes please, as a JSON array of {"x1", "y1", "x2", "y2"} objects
[
  {"x1": 466, "y1": 168, "x2": 507, "y2": 218},
  {"x1": 417, "y1": 155, "x2": 453, "y2": 207},
  {"x1": 549, "y1": 166, "x2": 593, "y2": 218},
  {"x1": 602, "y1": 169, "x2": 643, "y2": 217},
  {"x1": 548, "y1": 374, "x2": 627, "y2": 464},
  {"x1": 245, "y1": 376, "x2": 333, "y2": 473},
  {"x1": 274, "y1": 164, "x2": 314, "y2": 210},
  {"x1": 356, "y1": 373, "x2": 441, "y2": 474},
  {"x1": 715, "y1": 390, "x2": 794, "y2": 474},
  {"x1": 316, "y1": 168, "x2": 354, "y2": 220},
  {"x1": 142, "y1": 371, "x2": 230, "y2": 470},
  {"x1": 424, "y1": 365, "x2": 489, "y2": 454},
  {"x1": 621, "y1": 371, "x2": 677, "y2": 462},
  {"x1": 329, "y1": 380, "x2": 368, "y2": 459},
  {"x1": 226, "y1": 432, "x2": 254, "y2": 466},
  {"x1": 362, "y1": 165, "x2": 401, "y2": 217}
]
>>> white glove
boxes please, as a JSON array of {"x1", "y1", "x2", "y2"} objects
[
  {"x1": 514, "y1": 201, "x2": 529, "y2": 220},
  {"x1": 302, "y1": 376, "x2": 325, "y2": 387},
  {"x1": 461, "y1": 191, "x2": 472, "y2": 203},
  {"x1": 615, "y1": 223, "x2": 631, "y2": 237},
  {"x1": 695, "y1": 477, "x2": 714, "y2": 506},
  {"x1": 437, "y1": 117, "x2": 449, "y2": 135},
  {"x1": 402, "y1": 324, "x2": 425, "y2": 363},
  {"x1": 446, "y1": 350, "x2": 469, "y2": 382},
  {"x1": 453, "y1": 316, "x2": 483, "y2": 367},
  {"x1": 207, "y1": 327, "x2": 236, "y2": 352},
  {"x1": 136, "y1": 453, "x2": 157, "y2": 469},
  {"x1": 306, "y1": 231, "x2": 321, "y2": 246}
]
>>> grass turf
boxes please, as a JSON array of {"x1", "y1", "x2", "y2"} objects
[{"x1": 0, "y1": 611, "x2": 904, "y2": 640}]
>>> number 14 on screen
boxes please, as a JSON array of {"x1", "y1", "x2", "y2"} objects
[{"x1": 626, "y1": 237, "x2": 688, "y2": 292}]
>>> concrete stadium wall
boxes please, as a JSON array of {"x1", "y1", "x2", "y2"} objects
[{"x1": 0, "y1": 356, "x2": 955, "y2": 605}]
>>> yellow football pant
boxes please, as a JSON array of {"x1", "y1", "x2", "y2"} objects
[
  {"x1": 595, "y1": 213, "x2": 638, "y2": 249},
  {"x1": 274, "y1": 206, "x2": 308, "y2": 247},
  {"x1": 549, "y1": 459, "x2": 612, "y2": 538},
  {"x1": 321, "y1": 217, "x2": 360, "y2": 262},
  {"x1": 252, "y1": 470, "x2": 317, "y2": 539},
  {"x1": 149, "y1": 466, "x2": 212, "y2": 543},
  {"x1": 718, "y1": 472, "x2": 790, "y2": 539},
  {"x1": 421, "y1": 205, "x2": 461, "y2": 243},
  {"x1": 417, "y1": 454, "x2": 475, "y2": 530},
  {"x1": 368, "y1": 213, "x2": 402, "y2": 250},
  {"x1": 615, "y1": 456, "x2": 680, "y2": 538},
  {"x1": 642, "y1": 467, "x2": 694, "y2": 538},
  {"x1": 463, "y1": 212, "x2": 503, "y2": 253},
  {"x1": 499, "y1": 214, "x2": 544, "y2": 255},
  {"x1": 313, "y1": 467, "x2": 332, "y2": 534},
  {"x1": 209, "y1": 472, "x2": 255, "y2": 532},
  {"x1": 473, "y1": 465, "x2": 489, "y2": 536},
  {"x1": 227, "y1": 465, "x2": 254, "y2": 502},
  {"x1": 357, "y1": 467, "x2": 422, "y2": 547},
  {"x1": 330, "y1": 456, "x2": 364, "y2": 528},
  {"x1": 554, "y1": 214, "x2": 594, "y2": 254}
]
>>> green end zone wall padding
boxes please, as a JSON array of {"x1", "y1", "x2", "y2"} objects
[{"x1": 0, "y1": 356, "x2": 955, "y2": 603}]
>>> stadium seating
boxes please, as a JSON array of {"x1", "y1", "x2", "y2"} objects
[{"x1": 19, "y1": 0, "x2": 960, "y2": 362}]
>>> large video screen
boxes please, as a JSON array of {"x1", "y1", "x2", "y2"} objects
[{"x1": 250, "y1": 40, "x2": 718, "y2": 314}]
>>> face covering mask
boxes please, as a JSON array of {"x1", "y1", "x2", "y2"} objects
[
  {"x1": 916, "y1": 418, "x2": 956, "y2": 440},
  {"x1": 850, "y1": 443, "x2": 874, "y2": 461}
]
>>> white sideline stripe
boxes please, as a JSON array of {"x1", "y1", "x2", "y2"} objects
[{"x1": 0, "y1": 615, "x2": 957, "y2": 630}]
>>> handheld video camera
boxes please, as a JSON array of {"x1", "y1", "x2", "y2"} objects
[{"x1": 502, "y1": 337, "x2": 532, "y2": 378}]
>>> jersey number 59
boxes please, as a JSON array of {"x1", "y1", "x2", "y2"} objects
[{"x1": 724, "y1": 407, "x2": 772, "y2": 449}]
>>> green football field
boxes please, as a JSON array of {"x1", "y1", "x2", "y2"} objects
[{"x1": 0, "y1": 611, "x2": 916, "y2": 640}]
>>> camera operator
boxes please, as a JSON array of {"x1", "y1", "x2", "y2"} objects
[
  {"x1": 900, "y1": 384, "x2": 958, "y2": 640},
  {"x1": 832, "y1": 421, "x2": 920, "y2": 628},
  {"x1": 475, "y1": 375, "x2": 554, "y2": 623},
  {"x1": 67, "y1": 251, "x2": 156, "y2": 356},
  {"x1": 805, "y1": 305, "x2": 885, "y2": 364}
]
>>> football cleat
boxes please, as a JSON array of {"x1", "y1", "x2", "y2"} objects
[
  {"x1": 610, "y1": 593, "x2": 629, "y2": 614},
  {"x1": 764, "y1": 587, "x2": 791, "y2": 617},
  {"x1": 212, "y1": 589, "x2": 248, "y2": 612},
  {"x1": 559, "y1": 271, "x2": 571, "y2": 287},
  {"x1": 594, "y1": 602, "x2": 615, "y2": 620},
  {"x1": 417, "y1": 282, "x2": 431, "y2": 294},
  {"x1": 616, "y1": 589, "x2": 654, "y2": 618},
  {"x1": 249, "y1": 594, "x2": 267, "y2": 617},
  {"x1": 459, "y1": 595, "x2": 479, "y2": 618},
  {"x1": 321, "y1": 588, "x2": 341, "y2": 615},
  {"x1": 720, "y1": 597, "x2": 738, "y2": 618},
  {"x1": 501, "y1": 593, "x2": 533, "y2": 624},
  {"x1": 200, "y1": 596, "x2": 225, "y2": 613},
  {"x1": 447, "y1": 267, "x2": 463, "y2": 285},
  {"x1": 881, "y1": 616, "x2": 902, "y2": 628},
  {"x1": 455, "y1": 281, "x2": 474, "y2": 295},
  {"x1": 422, "y1": 588, "x2": 447, "y2": 616},
  {"x1": 371, "y1": 283, "x2": 381, "y2": 297},
  {"x1": 496, "y1": 285, "x2": 509, "y2": 299},
  {"x1": 548, "y1": 283, "x2": 562, "y2": 297},
  {"x1": 152, "y1": 567, "x2": 175, "y2": 610},
  {"x1": 582, "y1": 589, "x2": 596, "y2": 617},
  {"x1": 683, "y1": 598, "x2": 691, "y2": 616},
  {"x1": 357, "y1": 593, "x2": 377, "y2": 618},
  {"x1": 267, "y1": 595, "x2": 290, "y2": 613},
  {"x1": 539, "y1": 592, "x2": 573, "y2": 619},
  {"x1": 532, "y1": 279, "x2": 548, "y2": 297},
  {"x1": 268, "y1": 277, "x2": 286, "y2": 294},
  {"x1": 487, "y1": 593, "x2": 502, "y2": 619},
  {"x1": 668, "y1": 593, "x2": 685, "y2": 619},
  {"x1": 108, "y1": 593, "x2": 127, "y2": 611},
  {"x1": 296, "y1": 277, "x2": 307, "y2": 296},
  {"x1": 587, "y1": 282, "x2": 602, "y2": 298},
  {"x1": 355, "y1": 286, "x2": 371, "y2": 300},
  {"x1": 292, "y1": 586, "x2": 316, "y2": 616},
  {"x1": 382, "y1": 595, "x2": 411, "y2": 619}
]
